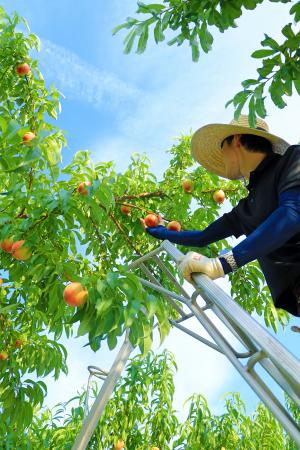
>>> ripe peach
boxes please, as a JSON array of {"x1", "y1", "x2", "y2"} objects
[
  {"x1": 63, "y1": 282, "x2": 88, "y2": 307},
  {"x1": 11, "y1": 240, "x2": 31, "y2": 261},
  {"x1": 77, "y1": 181, "x2": 92, "y2": 196},
  {"x1": 15, "y1": 339, "x2": 23, "y2": 348},
  {"x1": 120, "y1": 205, "x2": 131, "y2": 215},
  {"x1": 0, "y1": 351, "x2": 8, "y2": 360},
  {"x1": 167, "y1": 221, "x2": 181, "y2": 231},
  {"x1": 15, "y1": 63, "x2": 31, "y2": 76},
  {"x1": 144, "y1": 214, "x2": 159, "y2": 228},
  {"x1": 23, "y1": 131, "x2": 36, "y2": 143},
  {"x1": 115, "y1": 440, "x2": 125, "y2": 450},
  {"x1": 151, "y1": 447, "x2": 160, "y2": 450},
  {"x1": 0, "y1": 278, "x2": 2, "y2": 287},
  {"x1": 213, "y1": 189, "x2": 225, "y2": 204},
  {"x1": 0, "y1": 238, "x2": 14, "y2": 253},
  {"x1": 182, "y1": 179, "x2": 193, "y2": 193}
]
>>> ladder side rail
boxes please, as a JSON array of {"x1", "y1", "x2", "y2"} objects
[
  {"x1": 137, "y1": 263, "x2": 187, "y2": 317},
  {"x1": 84, "y1": 373, "x2": 93, "y2": 419},
  {"x1": 72, "y1": 332, "x2": 134, "y2": 450},
  {"x1": 192, "y1": 289, "x2": 258, "y2": 354},
  {"x1": 170, "y1": 319, "x2": 225, "y2": 354},
  {"x1": 186, "y1": 298, "x2": 300, "y2": 446},
  {"x1": 152, "y1": 254, "x2": 191, "y2": 300},
  {"x1": 260, "y1": 358, "x2": 300, "y2": 407},
  {"x1": 161, "y1": 240, "x2": 300, "y2": 385},
  {"x1": 192, "y1": 271, "x2": 300, "y2": 387},
  {"x1": 247, "y1": 367, "x2": 300, "y2": 445}
]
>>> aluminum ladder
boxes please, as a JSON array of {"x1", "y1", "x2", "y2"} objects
[{"x1": 72, "y1": 240, "x2": 300, "y2": 449}]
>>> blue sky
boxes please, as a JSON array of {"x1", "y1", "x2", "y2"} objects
[{"x1": 2, "y1": 0, "x2": 300, "y2": 427}]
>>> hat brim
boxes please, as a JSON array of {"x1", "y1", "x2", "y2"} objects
[{"x1": 191, "y1": 123, "x2": 290, "y2": 179}]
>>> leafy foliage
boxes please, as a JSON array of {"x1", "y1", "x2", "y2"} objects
[
  {"x1": 1, "y1": 351, "x2": 299, "y2": 449},
  {"x1": 114, "y1": 0, "x2": 300, "y2": 124},
  {"x1": 0, "y1": 5, "x2": 290, "y2": 434}
]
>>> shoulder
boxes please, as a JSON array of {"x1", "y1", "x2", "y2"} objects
[{"x1": 276, "y1": 145, "x2": 300, "y2": 194}]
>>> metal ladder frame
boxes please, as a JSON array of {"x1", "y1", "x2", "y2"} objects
[{"x1": 72, "y1": 240, "x2": 300, "y2": 449}]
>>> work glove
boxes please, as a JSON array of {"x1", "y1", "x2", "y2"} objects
[{"x1": 178, "y1": 251, "x2": 225, "y2": 282}]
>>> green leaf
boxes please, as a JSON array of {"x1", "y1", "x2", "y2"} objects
[
  {"x1": 293, "y1": 79, "x2": 300, "y2": 95},
  {"x1": 255, "y1": 96, "x2": 267, "y2": 118},
  {"x1": 269, "y1": 80, "x2": 287, "y2": 108},
  {"x1": 290, "y1": 2, "x2": 300, "y2": 22},
  {"x1": 191, "y1": 39, "x2": 200, "y2": 62},
  {"x1": 106, "y1": 271, "x2": 119, "y2": 289},
  {"x1": 248, "y1": 95, "x2": 256, "y2": 127},
  {"x1": 123, "y1": 28, "x2": 138, "y2": 54},
  {"x1": 198, "y1": 22, "x2": 213, "y2": 54},
  {"x1": 136, "y1": 25, "x2": 149, "y2": 54},
  {"x1": 154, "y1": 20, "x2": 165, "y2": 43},
  {"x1": 107, "y1": 333, "x2": 118, "y2": 350},
  {"x1": 251, "y1": 49, "x2": 277, "y2": 58},
  {"x1": 261, "y1": 33, "x2": 280, "y2": 50},
  {"x1": 112, "y1": 22, "x2": 130, "y2": 36},
  {"x1": 241, "y1": 79, "x2": 258, "y2": 88}
]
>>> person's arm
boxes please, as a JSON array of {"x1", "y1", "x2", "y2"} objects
[
  {"x1": 220, "y1": 188, "x2": 300, "y2": 274},
  {"x1": 146, "y1": 214, "x2": 237, "y2": 247}
]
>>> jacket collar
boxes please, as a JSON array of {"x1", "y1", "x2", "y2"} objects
[{"x1": 247, "y1": 152, "x2": 280, "y2": 190}]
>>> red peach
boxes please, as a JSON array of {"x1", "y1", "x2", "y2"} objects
[
  {"x1": 213, "y1": 189, "x2": 225, "y2": 204},
  {"x1": 77, "y1": 181, "x2": 92, "y2": 196},
  {"x1": 167, "y1": 220, "x2": 181, "y2": 231},
  {"x1": 120, "y1": 205, "x2": 131, "y2": 215},
  {"x1": 63, "y1": 282, "x2": 88, "y2": 307},
  {"x1": 115, "y1": 440, "x2": 125, "y2": 450},
  {"x1": 11, "y1": 240, "x2": 31, "y2": 261},
  {"x1": 0, "y1": 351, "x2": 8, "y2": 360},
  {"x1": 0, "y1": 238, "x2": 14, "y2": 253},
  {"x1": 23, "y1": 131, "x2": 36, "y2": 143},
  {"x1": 182, "y1": 179, "x2": 193, "y2": 193},
  {"x1": 15, "y1": 339, "x2": 23, "y2": 348},
  {"x1": 15, "y1": 63, "x2": 31, "y2": 76},
  {"x1": 144, "y1": 214, "x2": 159, "y2": 228}
]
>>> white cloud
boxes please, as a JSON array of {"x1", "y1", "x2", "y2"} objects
[{"x1": 39, "y1": 39, "x2": 140, "y2": 109}]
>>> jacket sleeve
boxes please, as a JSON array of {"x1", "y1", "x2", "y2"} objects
[
  {"x1": 146, "y1": 213, "x2": 238, "y2": 247},
  {"x1": 227, "y1": 188, "x2": 300, "y2": 272}
]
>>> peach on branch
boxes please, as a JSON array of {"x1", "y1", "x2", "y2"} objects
[
  {"x1": 15, "y1": 62, "x2": 31, "y2": 76},
  {"x1": 115, "y1": 440, "x2": 125, "y2": 450},
  {"x1": 213, "y1": 189, "x2": 225, "y2": 204},
  {"x1": 15, "y1": 339, "x2": 24, "y2": 348},
  {"x1": 11, "y1": 240, "x2": 31, "y2": 261},
  {"x1": 63, "y1": 282, "x2": 88, "y2": 307},
  {"x1": 0, "y1": 238, "x2": 14, "y2": 253},
  {"x1": 151, "y1": 447, "x2": 160, "y2": 450},
  {"x1": 22, "y1": 131, "x2": 36, "y2": 143},
  {"x1": 77, "y1": 181, "x2": 92, "y2": 196},
  {"x1": 0, "y1": 278, "x2": 2, "y2": 287},
  {"x1": 167, "y1": 220, "x2": 181, "y2": 232},
  {"x1": 144, "y1": 213, "x2": 159, "y2": 228},
  {"x1": 182, "y1": 179, "x2": 194, "y2": 193},
  {"x1": 120, "y1": 204, "x2": 131, "y2": 215},
  {"x1": 0, "y1": 351, "x2": 8, "y2": 360}
]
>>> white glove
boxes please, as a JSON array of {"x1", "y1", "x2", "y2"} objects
[{"x1": 178, "y1": 251, "x2": 225, "y2": 282}]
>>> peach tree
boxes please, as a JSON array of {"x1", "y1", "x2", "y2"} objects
[{"x1": 0, "y1": 6, "x2": 290, "y2": 433}]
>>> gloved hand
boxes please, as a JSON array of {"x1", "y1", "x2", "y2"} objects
[{"x1": 178, "y1": 251, "x2": 225, "y2": 282}]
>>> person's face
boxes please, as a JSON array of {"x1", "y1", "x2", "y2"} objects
[{"x1": 221, "y1": 135, "x2": 243, "y2": 180}]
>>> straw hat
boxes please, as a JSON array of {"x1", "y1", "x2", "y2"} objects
[{"x1": 191, "y1": 115, "x2": 290, "y2": 179}]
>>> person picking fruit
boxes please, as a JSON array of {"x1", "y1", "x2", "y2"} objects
[{"x1": 144, "y1": 115, "x2": 300, "y2": 318}]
